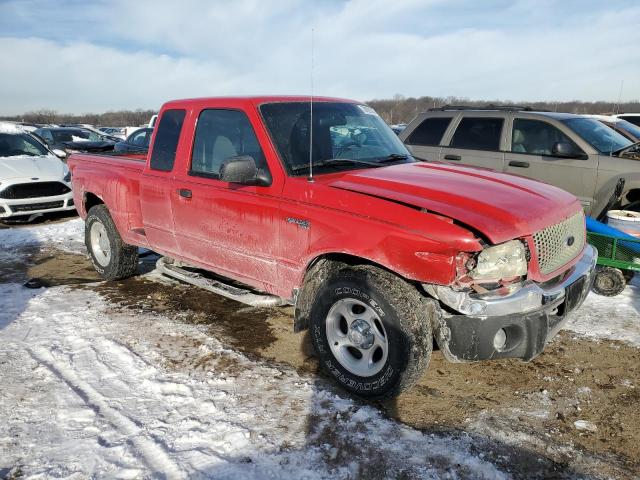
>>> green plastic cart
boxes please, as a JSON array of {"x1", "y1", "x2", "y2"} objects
[{"x1": 587, "y1": 232, "x2": 640, "y2": 296}]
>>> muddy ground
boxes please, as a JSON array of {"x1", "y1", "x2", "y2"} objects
[{"x1": 4, "y1": 246, "x2": 640, "y2": 479}]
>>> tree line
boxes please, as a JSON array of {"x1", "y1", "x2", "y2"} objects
[
  {"x1": 368, "y1": 95, "x2": 640, "y2": 124},
  {"x1": 0, "y1": 109, "x2": 156, "y2": 127},
  {"x1": 2, "y1": 96, "x2": 640, "y2": 126}
]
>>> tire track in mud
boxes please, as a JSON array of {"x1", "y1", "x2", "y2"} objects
[{"x1": 27, "y1": 345, "x2": 185, "y2": 480}]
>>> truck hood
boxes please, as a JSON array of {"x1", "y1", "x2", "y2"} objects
[
  {"x1": 0, "y1": 154, "x2": 67, "y2": 181},
  {"x1": 330, "y1": 162, "x2": 581, "y2": 244}
]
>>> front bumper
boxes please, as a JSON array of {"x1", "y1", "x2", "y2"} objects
[
  {"x1": 433, "y1": 244, "x2": 597, "y2": 362},
  {"x1": 0, "y1": 192, "x2": 75, "y2": 218}
]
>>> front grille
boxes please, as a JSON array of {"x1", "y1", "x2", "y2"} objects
[
  {"x1": 0, "y1": 182, "x2": 71, "y2": 199},
  {"x1": 533, "y1": 211, "x2": 586, "y2": 275},
  {"x1": 12, "y1": 201, "x2": 64, "y2": 212}
]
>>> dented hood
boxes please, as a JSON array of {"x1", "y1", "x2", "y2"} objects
[{"x1": 330, "y1": 162, "x2": 581, "y2": 243}]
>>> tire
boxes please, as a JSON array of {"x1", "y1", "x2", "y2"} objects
[
  {"x1": 309, "y1": 264, "x2": 434, "y2": 400},
  {"x1": 592, "y1": 267, "x2": 626, "y2": 297},
  {"x1": 85, "y1": 204, "x2": 138, "y2": 280}
]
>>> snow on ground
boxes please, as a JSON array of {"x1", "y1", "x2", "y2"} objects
[
  {"x1": 566, "y1": 276, "x2": 640, "y2": 347},
  {"x1": 0, "y1": 284, "x2": 508, "y2": 479},
  {"x1": 2, "y1": 219, "x2": 640, "y2": 478},
  {"x1": 0, "y1": 217, "x2": 85, "y2": 252}
]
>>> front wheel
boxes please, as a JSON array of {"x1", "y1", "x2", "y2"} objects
[
  {"x1": 309, "y1": 265, "x2": 434, "y2": 399},
  {"x1": 592, "y1": 267, "x2": 626, "y2": 297},
  {"x1": 85, "y1": 204, "x2": 138, "y2": 280}
]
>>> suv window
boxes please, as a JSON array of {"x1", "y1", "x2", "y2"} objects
[
  {"x1": 512, "y1": 119, "x2": 581, "y2": 156},
  {"x1": 190, "y1": 109, "x2": 266, "y2": 179},
  {"x1": 149, "y1": 109, "x2": 185, "y2": 171},
  {"x1": 406, "y1": 117, "x2": 452, "y2": 146},
  {"x1": 450, "y1": 117, "x2": 504, "y2": 151}
]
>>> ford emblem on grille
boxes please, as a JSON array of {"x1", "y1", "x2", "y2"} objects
[{"x1": 566, "y1": 235, "x2": 575, "y2": 247}]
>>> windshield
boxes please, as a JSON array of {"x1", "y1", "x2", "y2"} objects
[
  {"x1": 612, "y1": 119, "x2": 640, "y2": 140},
  {"x1": 562, "y1": 117, "x2": 632, "y2": 154},
  {"x1": 0, "y1": 132, "x2": 49, "y2": 157},
  {"x1": 260, "y1": 102, "x2": 413, "y2": 175}
]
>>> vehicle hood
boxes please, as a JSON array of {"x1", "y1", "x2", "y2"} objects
[
  {"x1": 329, "y1": 162, "x2": 581, "y2": 244},
  {"x1": 62, "y1": 140, "x2": 114, "y2": 152},
  {"x1": 0, "y1": 155, "x2": 67, "y2": 181}
]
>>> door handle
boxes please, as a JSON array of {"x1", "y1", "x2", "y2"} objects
[
  {"x1": 178, "y1": 188, "x2": 192, "y2": 198},
  {"x1": 508, "y1": 160, "x2": 530, "y2": 168},
  {"x1": 444, "y1": 154, "x2": 461, "y2": 161}
]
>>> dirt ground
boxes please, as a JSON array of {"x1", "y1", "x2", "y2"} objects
[{"x1": 6, "y1": 247, "x2": 640, "y2": 479}]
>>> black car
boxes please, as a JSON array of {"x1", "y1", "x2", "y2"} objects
[
  {"x1": 34, "y1": 127, "x2": 116, "y2": 154},
  {"x1": 113, "y1": 128, "x2": 153, "y2": 153}
]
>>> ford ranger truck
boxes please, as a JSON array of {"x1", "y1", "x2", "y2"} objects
[{"x1": 68, "y1": 97, "x2": 597, "y2": 399}]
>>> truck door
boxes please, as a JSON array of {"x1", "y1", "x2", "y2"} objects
[
  {"x1": 439, "y1": 116, "x2": 505, "y2": 170},
  {"x1": 139, "y1": 109, "x2": 186, "y2": 256},
  {"x1": 170, "y1": 108, "x2": 281, "y2": 292},
  {"x1": 504, "y1": 117, "x2": 598, "y2": 213}
]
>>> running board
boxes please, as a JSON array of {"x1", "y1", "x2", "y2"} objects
[{"x1": 156, "y1": 257, "x2": 285, "y2": 307}]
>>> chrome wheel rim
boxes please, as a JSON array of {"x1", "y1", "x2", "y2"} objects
[
  {"x1": 325, "y1": 298, "x2": 388, "y2": 377},
  {"x1": 90, "y1": 221, "x2": 111, "y2": 267}
]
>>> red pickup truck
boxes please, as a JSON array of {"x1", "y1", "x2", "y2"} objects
[{"x1": 69, "y1": 96, "x2": 597, "y2": 398}]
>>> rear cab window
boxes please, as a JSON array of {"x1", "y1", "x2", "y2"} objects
[
  {"x1": 149, "y1": 109, "x2": 186, "y2": 171},
  {"x1": 406, "y1": 117, "x2": 452, "y2": 146},
  {"x1": 450, "y1": 117, "x2": 504, "y2": 151}
]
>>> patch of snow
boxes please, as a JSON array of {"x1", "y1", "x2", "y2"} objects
[
  {"x1": 0, "y1": 121, "x2": 23, "y2": 134},
  {"x1": 573, "y1": 420, "x2": 597, "y2": 432},
  {"x1": 564, "y1": 277, "x2": 640, "y2": 347},
  {"x1": 0, "y1": 284, "x2": 508, "y2": 479},
  {"x1": 0, "y1": 218, "x2": 85, "y2": 253}
]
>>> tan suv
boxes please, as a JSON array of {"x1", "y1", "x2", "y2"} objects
[{"x1": 400, "y1": 106, "x2": 640, "y2": 217}]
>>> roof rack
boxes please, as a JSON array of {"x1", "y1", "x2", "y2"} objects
[{"x1": 428, "y1": 104, "x2": 535, "y2": 112}]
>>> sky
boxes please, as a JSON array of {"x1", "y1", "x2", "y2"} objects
[{"x1": 0, "y1": 0, "x2": 639, "y2": 115}]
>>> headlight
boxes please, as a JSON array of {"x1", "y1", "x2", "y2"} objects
[
  {"x1": 469, "y1": 240, "x2": 527, "y2": 281},
  {"x1": 63, "y1": 170, "x2": 71, "y2": 182}
]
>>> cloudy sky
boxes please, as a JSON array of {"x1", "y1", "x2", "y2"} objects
[{"x1": 0, "y1": 0, "x2": 639, "y2": 115}]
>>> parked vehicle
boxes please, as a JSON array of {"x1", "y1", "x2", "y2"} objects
[
  {"x1": 390, "y1": 123, "x2": 407, "y2": 135},
  {"x1": 148, "y1": 114, "x2": 158, "y2": 128},
  {"x1": 69, "y1": 97, "x2": 596, "y2": 399},
  {"x1": 99, "y1": 127, "x2": 126, "y2": 140},
  {"x1": 113, "y1": 128, "x2": 153, "y2": 153},
  {"x1": 34, "y1": 127, "x2": 116, "y2": 155},
  {"x1": 400, "y1": 106, "x2": 640, "y2": 218},
  {"x1": 584, "y1": 114, "x2": 640, "y2": 142},
  {"x1": 0, "y1": 123, "x2": 75, "y2": 220},
  {"x1": 614, "y1": 113, "x2": 640, "y2": 127}
]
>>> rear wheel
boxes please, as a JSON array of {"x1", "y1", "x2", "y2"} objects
[
  {"x1": 309, "y1": 265, "x2": 434, "y2": 399},
  {"x1": 85, "y1": 205, "x2": 138, "y2": 280},
  {"x1": 592, "y1": 267, "x2": 626, "y2": 297}
]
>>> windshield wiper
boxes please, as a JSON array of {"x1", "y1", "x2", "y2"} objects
[{"x1": 290, "y1": 157, "x2": 386, "y2": 173}]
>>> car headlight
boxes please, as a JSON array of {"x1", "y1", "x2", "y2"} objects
[
  {"x1": 63, "y1": 170, "x2": 71, "y2": 182},
  {"x1": 469, "y1": 240, "x2": 527, "y2": 281}
]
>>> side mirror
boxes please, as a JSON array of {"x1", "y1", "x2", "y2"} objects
[
  {"x1": 219, "y1": 155, "x2": 271, "y2": 186},
  {"x1": 52, "y1": 149, "x2": 67, "y2": 159},
  {"x1": 551, "y1": 142, "x2": 586, "y2": 159}
]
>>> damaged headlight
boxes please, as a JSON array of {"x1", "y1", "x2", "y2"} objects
[{"x1": 470, "y1": 240, "x2": 527, "y2": 281}]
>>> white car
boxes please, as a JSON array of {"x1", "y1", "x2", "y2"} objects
[{"x1": 0, "y1": 123, "x2": 75, "y2": 220}]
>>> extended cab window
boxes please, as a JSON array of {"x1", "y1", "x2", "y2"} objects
[
  {"x1": 512, "y1": 118, "x2": 581, "y2": 156},
  {"x1": 149, "y1": 109, "x2": 186, "y2": 171},
  {"x1": 190, "y1": 109, "x2": 266, "y2": 179},
  {"x1": 406, "y1": 117, "x2": 452, "y2": 146},
  {"x1": 450, "y1": 117, "x2": 503, "y2": 151}
]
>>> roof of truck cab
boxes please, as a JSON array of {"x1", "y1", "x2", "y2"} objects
[{"x1": 161, "y1": 96, "x2": 361, "y2": 109}]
